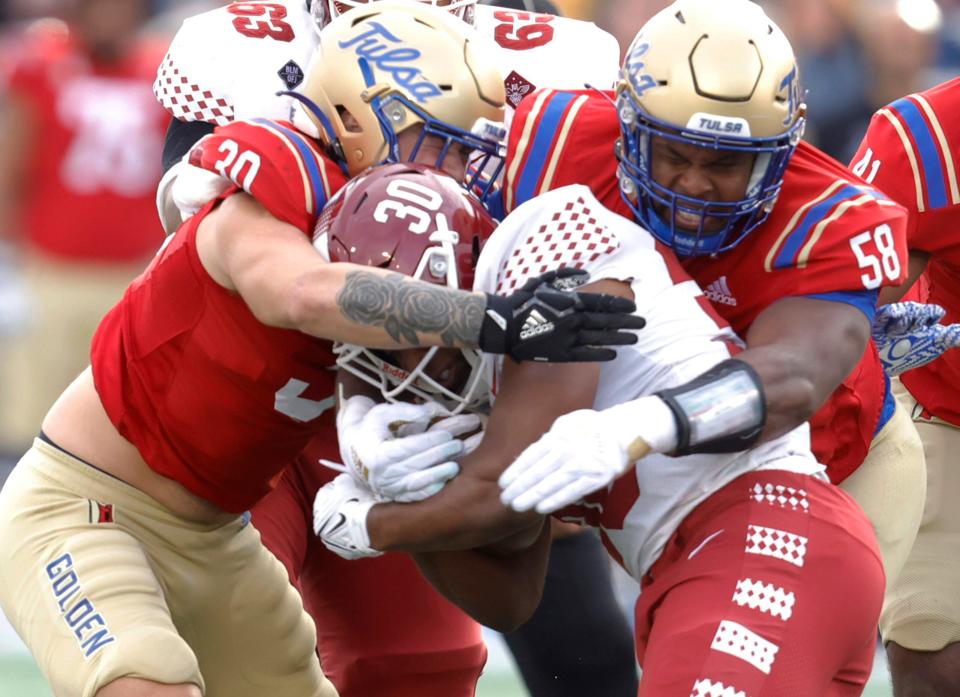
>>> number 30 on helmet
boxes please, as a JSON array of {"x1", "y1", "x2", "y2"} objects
[{"x1": 314, "y1": 163, "x2": 497, "y2": 413}]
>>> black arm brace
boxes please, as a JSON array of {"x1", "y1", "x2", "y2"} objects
[{"x1": 656, "y1": 358, "x2": 767, "y2": 456}]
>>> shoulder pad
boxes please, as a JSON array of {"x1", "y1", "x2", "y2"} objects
[
  {"x1": 853, "y1": 89, "x2": 960, "y2": 215},
  {"x1": 477, "y1": 185, "x2": 652, "y2": 296},
  {"x1": 189, "y1": 119, "x2": 346, "y2": 234},
  {"x1": 154, "y1": 1, "x2": 317, "y2": 126},
  {"x1": 504, "y1": 89, "x2": 620, "y2": 214},
  {"x1": 760, "y1": 164, "x2": 909, "y2": 291}
]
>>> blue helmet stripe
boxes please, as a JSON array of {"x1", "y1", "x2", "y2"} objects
[
  {"x1": 254, "y1": 118, "x2": 327, "y2": 212},
  {"x1": 514, "y1": 91, "x2": 576, "y2": 208},
  {"x1": 890, "y1": 97, "x2": 948, "y2": 210}
]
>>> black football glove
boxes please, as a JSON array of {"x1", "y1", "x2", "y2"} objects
[{"x1": 479, "y1": 268, "x2": 646, "y2": 362}]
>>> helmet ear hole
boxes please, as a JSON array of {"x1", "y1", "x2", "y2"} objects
[{"x1": 338, "y1": 107, "x2": 363, "y2": 133}]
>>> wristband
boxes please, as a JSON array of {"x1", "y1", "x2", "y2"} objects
[{"x1": 656, "y1": 359, "x2": 766, "y2": 455}]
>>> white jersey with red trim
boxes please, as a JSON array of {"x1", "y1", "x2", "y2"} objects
[
  {"x1": 155, "y1": 0, "x2": 317, "y2": 125},
  {"x1": 155, "y1": 2, "x2": 619, "y2": 127},
  {"x1": 473, "y1": 5, "x2": 620, "y2": 112},
  {"x1": 474, "y1": 185, "x2": 824, "y2": 579}
]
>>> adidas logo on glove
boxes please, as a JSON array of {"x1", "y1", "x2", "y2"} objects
[{"x1": 519, "y1": 309, "x2": 555, "y2": 340}]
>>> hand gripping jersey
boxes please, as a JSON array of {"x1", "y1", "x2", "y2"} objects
[
  {"x1": 154, "y1": 1, "x2": 619, "y2": 130},
  {"x1": 91, "y1": 119, "x2": 347, "y2": 513},
  {"x1": 852, "y1": 77, "x2": 960, "y2": 427},
  {"x1": 474, "y1": 184, "x2": 823, "y2": 579},
  {"x1": 504, "y1": 89, "x2": 910, "y2": 483}
]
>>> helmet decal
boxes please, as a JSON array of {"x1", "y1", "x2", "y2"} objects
[{"x1": 338, "y1": 22, "x2": 444, "y2": 103}]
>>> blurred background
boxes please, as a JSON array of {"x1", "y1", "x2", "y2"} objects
[{"x1": 0, "y1": 0, "x2": 957, "y2": 695}]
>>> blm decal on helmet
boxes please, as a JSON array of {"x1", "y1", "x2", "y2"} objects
[{"x1": 88, "y1": 500, "x2": 114, "y2": 524}]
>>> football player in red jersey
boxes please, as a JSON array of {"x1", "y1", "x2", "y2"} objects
[
  {"x1": 158, "y1": 1, "x2": 637, "y2": 695},
  {"x1": 850, "y1": 77, "x2": 960, "y2": 697},
  {"x1": 494, "y1": 0, "x2": 926, "y2": 587},
  {"x1": 0, "y1": 0, "x2": 168, "y2": 453},
  {"x1": 312, "y1": 160, "x2": 886, "y2": 696},
  {"x1": 0, "y1": 6, "x2": 642, "y2": 697}
]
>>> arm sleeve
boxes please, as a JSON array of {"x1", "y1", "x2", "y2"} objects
[{"x1": 162, "y1": 117, "x2": 215, "y2": 173}]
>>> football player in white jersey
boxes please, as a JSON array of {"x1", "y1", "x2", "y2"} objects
[
  {"x1": 155, "y1": 0, "x2": 620, "y2": 232},
  {"x1": 153, "y1": 2, "x2": 634, "y2": 696},
  {"x1": 315, "y1": 165, "x2": 887, "y2": 695}
]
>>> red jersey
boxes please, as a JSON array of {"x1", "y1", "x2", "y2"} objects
[
  {"x1": 4, "y1": 25, "x2": 168, "y2": 262},
  {"x1": 505, "y1": 89, "x2": 909, "y2": 482},
  {"x1": 91, "y1": 119, "x2": 347, "y2": 513},
  {"x1": 851, "y1": 77, "x2": 960, "y2": 426}
]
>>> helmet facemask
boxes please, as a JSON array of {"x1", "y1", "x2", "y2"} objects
[
  {"x1": 290, "y1": 1, "x2": 505, "y2": 198},
  {"x1": 614, "y1": 0, "x2": 806, "y2": 257},
  {"x1": 317, "y1": 162, "x2": 497, "y2": 415},
  {"x1": 332, "y1": 223, "x2": 490, "y2": 414},
  {"x1": 616, "y1": 88, "x2": 804, "y2": 257}
]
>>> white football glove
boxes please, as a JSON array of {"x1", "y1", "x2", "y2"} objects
[
  {"x1": 313, "y1": 474, "x2": 381, "y2": 560},
  {"x1": 872, "y1": 302, "x2": 960, "y2": 376},
  {"x1": 156, "y1": 144, "x2": 233, "y2": 235},
  {"x1": 337, "y1": 396, "x2": 480, "y2": 502},
  {"x1": 498, "y1": 397, "x2": 676, "y2": 514}
]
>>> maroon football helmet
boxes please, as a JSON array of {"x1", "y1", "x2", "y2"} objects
[{"x1": 315, "y1": 162, "x2": 497, "y2": 412}]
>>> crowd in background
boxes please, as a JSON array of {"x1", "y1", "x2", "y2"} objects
[{"x1": 0, "y1": 0, "x2": 958, "y2": 460}]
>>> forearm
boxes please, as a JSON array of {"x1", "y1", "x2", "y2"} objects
[
  {"x1": 367, "y1": 474, "x2": 543, "y2": 553},
  {"x1": 412, "y1": 520, "x2": 551, "y2": 632},
  {"x1": 740, "y1": 297, "x2": 870, "y2": 441},
  {"x1": 204, "y1": 194, "x2": 486, "y2": 350},
  {"x1": 289, "y1": 266, "x2": 486, "y2": 350},
  {"x1": 736, "y1": 344, "x2": 830, "y2": 441}
]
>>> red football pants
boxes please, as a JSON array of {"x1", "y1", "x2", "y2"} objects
[
  {"x1": 251, "y1": 432, "x2": 486, "y2": 697},
  {"x1": 633, "y1": 471, "x2": 885, "y2": 697}
]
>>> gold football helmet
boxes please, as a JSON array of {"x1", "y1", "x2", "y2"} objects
[
  {"x1": 616, "y1": 0, "x2": 805, "y2": 256},
  {"x1": 288, "y1": 1, "x2": 505, "y2": 191}
]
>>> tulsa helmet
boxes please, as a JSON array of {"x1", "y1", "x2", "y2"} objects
[
  {"x1": 616, "y1": 0, "x2": 805, "y2": 256},
  {"x1": 288, "y1": 1, "x2": 505, "y2": 196}
]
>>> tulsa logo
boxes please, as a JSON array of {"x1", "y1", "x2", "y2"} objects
[
  {"x1": 339, "y1": 22, "x2": 442, "y2": 104},
  {"x1": 779, "y1": 66, "x2": 801, "y2": 126},
  {"x1": 624, "y1": 36, "x2": 657, "y2": 98}
]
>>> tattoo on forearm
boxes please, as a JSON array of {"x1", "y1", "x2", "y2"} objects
[{"x1": 337, "y1": 271, "x2": 485, "y2": 347}]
